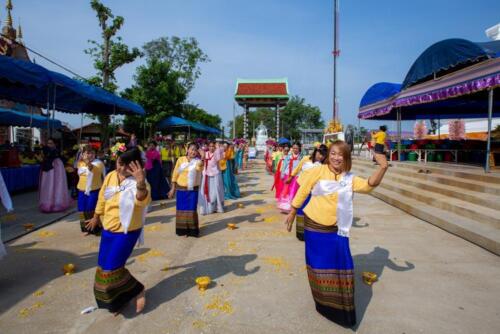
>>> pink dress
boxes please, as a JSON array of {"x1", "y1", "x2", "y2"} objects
[
  {"x1": 277, "y1": 154, "x2": 300, "y2": 213},
  {"x1": 39, "y1": 158, "x2": 72, "y2": 213},
  {"x1": 145, "y1": 149, "x2": 161, "y2": 170}
]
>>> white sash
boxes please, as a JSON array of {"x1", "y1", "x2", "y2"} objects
[
  {"x1": 78, "y1": 159, "x2": 105, "y2": 195},
  {"x1": 104, "y1": 177, "x2": 146, "y2": 245},
  {"x1": 311, "y1": 173, "x2": 354, "y2": 237},
  {"x1": 178, "y1": 158, "x2": 200, "y2": 190},
  {"x1": 302, "y1": 161, "x2": 321, "y2": 172}
]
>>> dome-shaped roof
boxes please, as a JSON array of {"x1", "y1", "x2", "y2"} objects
[
  {"x1": 359, "y1": 82, "x2": 402, "y2": 108},
  {"x1": 402, "y1": 38, "x2": 500, "y2": 88}
]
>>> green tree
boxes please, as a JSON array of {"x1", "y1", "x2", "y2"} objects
[
  {"x1": 85, "y1": 0, "x2": 141, "y2": 146},
  {"x1": 123, "y1": 36, "x2": 211, "y2": 137},
  {"x1": 182, "y1": 104, "x2": 222, "y2": 129}
]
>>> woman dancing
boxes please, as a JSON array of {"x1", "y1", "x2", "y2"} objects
[
  {"x1": 77, "y1": 145, "x2": 106, "y2": 235},
  {"x1": 198, "y1": 141, "x2": 225, "y2": 215},
  {"x1": 285, "y1": 140, "x2": 388, "y2": 327},
  {"x1": 168, "y1": 143, "x2": 204, "y2": 237},
  {"x1": 87, "y1": 148, "x2": 151, "y2": 315},
  {"x1": 277, "y1": 142, "x2": 303, "y2": 212},
  {"x1": 145, "y1": 141, "x2": 169, "y2": 200}
]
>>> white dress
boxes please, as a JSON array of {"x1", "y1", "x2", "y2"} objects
[{"x1": 0, "y1": 172, "x2": 13, "y2": 259}]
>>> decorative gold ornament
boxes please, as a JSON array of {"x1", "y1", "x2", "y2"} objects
[
  {"x1": 62, "y1": 263, "x2": 76, "y2": 275},
  {"x1": 195, "y1": 276, "x2": 211, "y2": 291},
  {"x1": 324, "y1": 119, "x2": 343, "y2": 134},
  {"x1": 362, "y1": 271, "x2": 378, "y2": 285}
]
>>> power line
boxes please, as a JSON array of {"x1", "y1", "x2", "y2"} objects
[{"x1": 1, "y1": 33, "x2": 88, "y2": 81}]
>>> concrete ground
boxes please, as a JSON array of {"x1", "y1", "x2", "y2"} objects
[
  {"x1": 0, "y1": 191, "x2": 76, "y2": 242},
  {"x1": 0, "y1": 161, "x2": 499, "y2": 334}
]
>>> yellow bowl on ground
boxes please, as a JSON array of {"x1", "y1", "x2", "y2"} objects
[
  {"x1": 195, "y1": 276, "x2": 211, "y2": 291},
  {"x1": 227, "y1": 223, "x2": 237, "y2": 230},
  {"x1": 63, "y1": 263, "x2": 76, "y2": 275},
  {"x1": 362, "y1": 271, "x2": 377, "y2": 285}
]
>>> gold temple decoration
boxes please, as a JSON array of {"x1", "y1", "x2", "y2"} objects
[
  {"x1": 17, "y1": 20, "x2": 23, "y2": 41},
  {"x1": 5, "y1": 0, "x2": 13, "y2": 28},
  {"x1": 324, "y1": 119, "x2": 343, "y2": 134}
]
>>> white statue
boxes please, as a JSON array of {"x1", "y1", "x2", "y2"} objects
[{"x1": 255, "y1": 121, "x2": 268, "y2": 152}]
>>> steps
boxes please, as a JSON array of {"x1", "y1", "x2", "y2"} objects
[{"x1": 352, "y1": 158, "x2": 500, "y2": 255}]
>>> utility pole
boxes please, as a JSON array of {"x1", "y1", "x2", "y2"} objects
[{"x1": 333, "y1": 0, "x2": 340, "y2": 121}]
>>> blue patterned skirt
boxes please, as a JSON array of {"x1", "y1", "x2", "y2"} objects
[
  {"x1": 78, "y1": 190, "x2": 101, "y2": 235},
  {"x1": 176, "y1": 186, "x2": 199, "y2": 237},
  {"x1": 304, "y1": 215, "x2": 356, "y2": 327},
  {"x1": 94, "y1": 229, "x2": 144, "y2": 312}
]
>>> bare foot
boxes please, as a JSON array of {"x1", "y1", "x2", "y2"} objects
[{"x1": 136, "y1": 290, "x2": 146, "y2": 313}]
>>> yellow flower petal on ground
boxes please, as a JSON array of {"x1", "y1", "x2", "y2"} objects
[
  {"x1": 137, "y1": 249, "x2": 164, "y2": 262},
  {"x1": 205, "y1": 294, "x2": 234, "y2": 315},
  {"x1": 262, "y1": 256, "x2": 291, "y2": 272},
  {"x1": 33, "y1": 290, "x2": 44, "y2": 297},
  {"x1": 38, "y1": 231, "x2": 56, "y2": 237},
  {"x1": 144, "y1": 225, "x2": 162, "y2": 232}
]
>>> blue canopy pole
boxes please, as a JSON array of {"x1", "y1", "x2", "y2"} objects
[
  {"x1": 485, "y1": 88, "x2": 494, "y2": 173},
  {"x1": 50, "y1": 85, "x2": 57, "y2": 137},
  {"x1": 397, "y1": 108, "x2": 401, "y2": 161},
  {"x1": 79, "y1": 113, "x2": 84, "y2": 145},
  {"x1": 46, "y1": 86, "x2": 50, "y2": 140}
]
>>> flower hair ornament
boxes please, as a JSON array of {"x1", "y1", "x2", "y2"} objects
[{"x1": 110, "y1": 142, "x2": 127, "y2": 159}]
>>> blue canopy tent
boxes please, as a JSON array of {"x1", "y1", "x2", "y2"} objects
[
  {"x1": 157, "y1": 116, "x2": 221, "y2": 137},
  {"x1": 358, "y1": 38, "x2": 500, "y2": 171},
  {"x1": 0, "y1": 107, "x2": 62, "y2": 129},
  {"x1": 0, "y1": 55, "x2": 145, "y2": 116}
]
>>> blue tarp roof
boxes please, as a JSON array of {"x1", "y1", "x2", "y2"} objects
[
  {"x1": 278, "y1": 137, "x2": 290, "y2": 145},
  {"x1": 402, "y1": 39, "x2": 500, "y2": 88},
  {"x1": 0, "y1": 55, "x2": 145, "y2": 116},
  {"x1": 157, "y1": 116, "x2": 221, "y2": 135},
  {"x1": 359, "y1": 82, "x2": 402, "y2": 108},
  {"x1": 0, "y1": 107, "x2": 62, "y2": 129}
]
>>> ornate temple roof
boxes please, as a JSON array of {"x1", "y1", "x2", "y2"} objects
[{"x1": 234, "y1": 78, "x2": 290, "y2": 107}]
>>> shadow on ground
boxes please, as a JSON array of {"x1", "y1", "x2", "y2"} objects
[
  {"x1": 352, "y1": 246, "x2": 415, "y2": 330},
  {"x1": 200, "y1": 213, "x2": 263, "y2": 236},
  {"x1": 0, "y1": 242, "x2": 150, "y2": 315},
  {"x1": 142, "y1": 254, "x2": 260, "y2": 316}
]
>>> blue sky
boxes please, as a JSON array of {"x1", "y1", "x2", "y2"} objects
[{"x1": 9, "y1": 0, "x2": 500, "y2": 132}]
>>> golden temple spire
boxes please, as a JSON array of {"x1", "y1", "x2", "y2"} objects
[
  {"x1": 5, "y1": 0, "x2": 13, "y2": 28},
  {"x1": 17, "y1": 19, "x2": 22, "y2": 41}
]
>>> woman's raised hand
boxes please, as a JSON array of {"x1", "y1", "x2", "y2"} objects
[{"x1": 129, "y1": 161, "x2": 146, "y2": 184}]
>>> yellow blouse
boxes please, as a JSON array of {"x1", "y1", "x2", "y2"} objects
[
  {"x1": 226, "y1": 147, "x2": 235, "y2": 160},
  {"x1": 219, "y1": 158, "x2": 227, "y2": 171},
  {"x1": 291, "y1": 164, "x2": 374, "y2": 226},
  {"x1": 161, "y1": 147, "x2": 173, "y2": 161},
  {"x1": 171, "y1": 156, "x2": 203, "y2": 187},
  {"x1": 95, "y1": 171, "x2": 151, "y2": 232},
  {"x1": 291, "y1": 156, "x2": 311, "y2": 177},
  {"x1": 77, "y1": 160, "x2": 105, "y2": 191}
]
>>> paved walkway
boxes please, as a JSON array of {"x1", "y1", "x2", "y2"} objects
[
  {"x1": 0, "y1": 161, "x2": 499, "y2": 334},
  {"x1": 0, "y1": 191, "x2": 76, "y2": 242}
]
